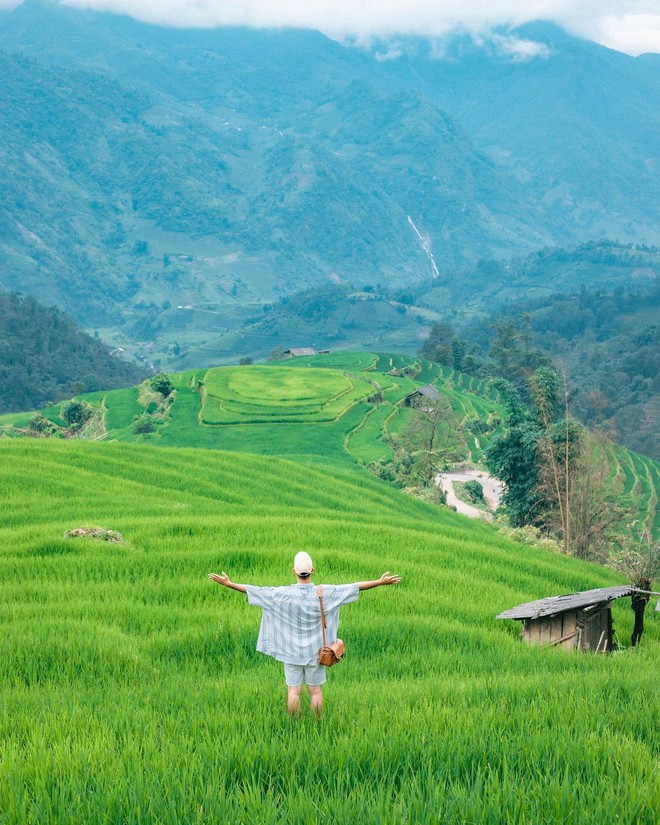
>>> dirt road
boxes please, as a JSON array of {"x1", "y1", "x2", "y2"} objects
[{"x1": 436, "y1": 469, "x2": 503, "y2": 521}]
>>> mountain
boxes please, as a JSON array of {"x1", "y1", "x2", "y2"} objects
[
  {"x1": 162, "y1": 242, "x2": 658, "y2": 370},
  {"x1": 463, "y1": 278, "x2": 660, "y2": 459},
  {"x1": 417, "y1": 241, "x2": 660, "y2": 319},
  {"x1": 388, "y1": 23, "x2": 660, "y2": 242},
  {"x1": 0, "y1": 37, "x2": 547, "y2": 329},
  {"x1": 0, "y1": 290, "x2": 145, "y2": 412},
  {"x1": 0, "y1": 2, "x2": 658, "y2": 364}
]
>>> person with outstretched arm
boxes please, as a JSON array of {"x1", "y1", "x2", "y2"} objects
[{"x1": 209, "y1": 552, "x2": 400, "y2": 717}]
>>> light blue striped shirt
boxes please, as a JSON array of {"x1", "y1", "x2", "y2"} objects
[{"x1": 246, "y1": 582, "x2": 360, "y2": 665}]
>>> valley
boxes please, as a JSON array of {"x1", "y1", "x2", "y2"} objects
[{"x1": 1, "y1": 4, "x2": 658, "y2": 822}]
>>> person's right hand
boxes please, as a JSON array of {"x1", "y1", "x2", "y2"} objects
[
  {"x1": 379, "y1": 571, "x2": 401, "y2": 586},
  {"x1": 208, "y1": 571, "x2": 230, "y2": 586}
]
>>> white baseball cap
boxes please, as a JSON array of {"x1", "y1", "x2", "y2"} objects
[{"x1": 293, "y1": 551, "x2": 314, "y2": 577}]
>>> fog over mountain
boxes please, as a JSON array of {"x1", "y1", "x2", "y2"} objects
[{"x1": 2, "y1": 0, "x2": 659, "y2": 54}]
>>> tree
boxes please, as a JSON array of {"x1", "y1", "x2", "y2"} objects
[
  {"x1": 418, "y1": 322, "x2": 455, "y2": 366},
  {"x1": 488, "y1": 368, "x2": 627, "y2": 558},
  {"x1": 464, "y1": 480, "x2": 485, "y2": 503},
  {"x1": 532, "y1": 368, "x2": 582, "y2": 554},
  {"x1": 451, "y1": 337, "x2": 466, "y2": 372},
  {"x1": 567, "y1": 436, "x2": 625, "y2": 560},
  {"x1": 61, "y1": 400, "x2": 92, "y2": 428},
  {"x1": 487, "y1": 415, "x2": 545, "y2": 527},
  {"x1": 389, "y1": 395, "x2": 460, "y2": 489},
  {"x1": 149, "y1": 373, "x2": 173, "y2": 397},
  {"x1": 488, "y1": 318, "x2": 551, "y2": 397},
  {"x1": 485, "y1": 378, "x2": 546, "y2": 526},
  {"x1": 400, "y1": 395, "x2": 454, "y2": 456},
  {"x1": 27, "y1": 413, "x2": 58, "y2": 436},
  {"x1": 605, "y1": 532, "x2": 660, "y2": 646},
  {"x1": 418, "y1": 322, "x2": 476, "y2": 373},
  {"x1": 486, "y1": 368, "x2": 581, "y2": 545}
]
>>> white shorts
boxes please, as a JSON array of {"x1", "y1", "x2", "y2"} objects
[{"x1": 283, "y1": 662, "x2": 327, "y2": 687}]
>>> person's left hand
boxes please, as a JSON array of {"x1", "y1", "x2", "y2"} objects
[
  {"x1": 379, "y1": 571, "x2": 401, "y2": 586},
  {"x1": 208, "y1": 571, "x2": 230, "y2": 586}
]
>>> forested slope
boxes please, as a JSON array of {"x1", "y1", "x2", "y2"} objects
[{"x1": 0, "y1": 291, "x2": 145, "y2": 412}]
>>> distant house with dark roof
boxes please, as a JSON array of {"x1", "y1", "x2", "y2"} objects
[
  {"x1": 404, "y1": 385, "x2": 441, "y2": 406},
  {"x1": 283, "y1": 348, "x2": 317, "y2": 358},
  {"x1": 496, "y1": 586, "x2": 652, "y2": 652}
]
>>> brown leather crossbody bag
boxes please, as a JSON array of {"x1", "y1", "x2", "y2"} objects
[{"x1": 317, "y1": 585, "x2": 345, "y2": 666}]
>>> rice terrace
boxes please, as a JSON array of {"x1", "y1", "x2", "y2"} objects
[{"x1": 1, "y1": 352, "x2": 658, "y2": 824}]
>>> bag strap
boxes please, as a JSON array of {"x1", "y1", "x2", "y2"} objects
[{"x1": 316, "y1": 585, "x2": 327, "y2": 647}]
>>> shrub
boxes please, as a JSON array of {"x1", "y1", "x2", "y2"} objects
[
  {"x1": 61, "y1": 401, "x2": 92, "y2": 428},
  {"x1": 464, "y1": 479, "x2": 485, "y2": 503},
  {"x1": 133, "y1": 420, "x2": 156, "y2": 435},
  {"x1": 28, "y1": 414, "x2": 59, "y2": 436},
  {"x1": 497, "y1": 524, "x2": 562, "y2": 553},
  {"x1": 465, "y1": 418, "x2": 489, "y2": 435},
  {"x1": 149, "y1": 373, "x2": 173, "y2": 397}
]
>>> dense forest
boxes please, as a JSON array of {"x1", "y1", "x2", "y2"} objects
[
  {"x1": 0, "y1": 292, "x2": 145, "y2": 413},
  {"x1": 420, "y1": 280, "x2": 659, "y2": 459}
]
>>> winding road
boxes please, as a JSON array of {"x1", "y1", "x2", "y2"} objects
[{"x1": 436, "y1": 469, "x2": 503, "y2": 521}]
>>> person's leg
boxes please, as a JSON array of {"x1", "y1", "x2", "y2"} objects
[
  {"x1": 287, "y1": 685, "x2": 303, "y2": 716},
  {"x1": 308, "y1": 685, "x2": 323, "y2": 717},
  {"x1": 284, "y1": 664, "x2": 304, "y2": 716},
  {"x1": 304, "y1": 664, "x2": 326, "y2": 717}
]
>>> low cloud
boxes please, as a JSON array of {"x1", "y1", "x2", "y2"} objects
[
  {"x1": 4, "y1": 1, "x2": 659, "y2": 55},
  {"x1": 491, "y1": 35, "x2": 553, "y2": 61},
  {"x1": 374, "y1": 46, "x2": 405, "y2": 63},
  {"x1": 594, "y1": 14, "x2": 660, "y2": 55}
]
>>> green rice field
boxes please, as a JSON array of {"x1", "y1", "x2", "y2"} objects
[
  {"x1": 1, "y1": 351, "x2": 660, "y2": 822},
  {"x1": 1, "y1": 351, "x2": 658, "y2": 538},
  {"x1": 200, "y1": 366, "x2": 377, "y2": 425},
  {"x1": 1, "y1": 436, "x2": 658, "y2": 824}
]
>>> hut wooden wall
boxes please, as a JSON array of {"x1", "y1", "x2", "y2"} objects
[
  {"x1": 577, "y1": 607, "x2": 612, "y2": 652},
  {"x1": 522, "y1": 612, "x2": 578, "y2": 649},
  {"x1": 521, "y1": 607, "x2": 612, "y2": 652}
]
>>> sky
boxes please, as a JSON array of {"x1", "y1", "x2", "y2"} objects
[{"x1": 1, "y1": 0, "x2": 660, "y2": 55}]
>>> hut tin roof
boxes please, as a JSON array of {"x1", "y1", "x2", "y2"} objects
[
  {"x1": 408, "y1": 384, "x2": 441, "y2": 400},
  {"x1": 496, "y1": 586, "x2": 639, "y2": 621},
  {"x1": 284, "y1": 347, "x2": 317, "y2": 357}
]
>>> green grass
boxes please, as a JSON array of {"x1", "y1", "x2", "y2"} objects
[
  {"x1": 0, "y1": 351, "x2": 653, "y2": 530},
  {"x1": 604, "y1": 443, "x2": 660, "y2": 538},
  {"x1": 346, "y1": 403, "x2": 397, "y2": 464},
  {"x1": 0, "y1": 349, "x2": 659, "y2": 822},
  {"x1": 277, "y1": 351, "x2": 380, "y2": 371},
  {"x1": 415, "y1": 358, "x2": 443, "y2": 384},
  {"x1": 0, "y1": 438, "x2": 658, "y2": 823},
  {"x1": 200, "y1": 366, "x2": 374, "y2": 424}
]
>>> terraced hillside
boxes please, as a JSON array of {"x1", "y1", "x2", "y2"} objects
[
  {"x1": 1, "y1": 438, "x2": 658, "y2": 823},
  {"x1": 200, "y1": 366, "x2": 377, "y2": 425},
  {"x1": 1, "y1": 350, "x2": 657, "y2": 537},
  {"x1": 604, "y1": 442, "x2": 660, "y2": 538},
  {"x1": 2, "y1": 351, "x2": 495, "y2": 461}
]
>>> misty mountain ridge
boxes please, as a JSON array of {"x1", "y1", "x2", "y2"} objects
[{"x1": 0, "y1": 1, "x2": 658, "y2": 366}]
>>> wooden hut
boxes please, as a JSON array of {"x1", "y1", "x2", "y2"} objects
[
  {"x1": 283, "y1": 347, "x2": 317, "y2": 358},
  {"x1": 404, "y1": 385, "x2": 441, "y2": 406},
  {"x1": 497, "y1": 586, "x2": 643, "y2": 652}
]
